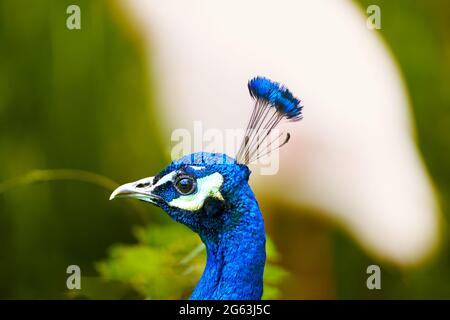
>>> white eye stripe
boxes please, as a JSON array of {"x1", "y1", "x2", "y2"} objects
[
  {"x1": 190, "y1": 166, "x2": 206, "y2": 171},
  {"x1": 168, "y1": 172, "x2": 224, "y2": 211},
  {"x1": 151, "y1": 171, "x2": 177, "y2": 190}
]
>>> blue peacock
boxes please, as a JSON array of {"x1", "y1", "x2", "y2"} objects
[{"x1": 110, "y1": 77, "x2": 303, "y2": 300}]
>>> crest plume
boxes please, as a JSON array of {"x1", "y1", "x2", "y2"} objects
[{"x1": 236, "y1": 76, "x2": 303, "y2": 164}]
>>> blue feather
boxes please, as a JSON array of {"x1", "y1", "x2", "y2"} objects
[
  {"x1": 248, "y1": 76, "x2": 303, "y2": 121},
  {"x1": 236, "y1": 76, "x2": 303, "y2": 164}
]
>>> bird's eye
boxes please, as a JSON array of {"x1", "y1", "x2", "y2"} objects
[{"x1": 174, "y1": 175, "x2": 197, "y2": 195}]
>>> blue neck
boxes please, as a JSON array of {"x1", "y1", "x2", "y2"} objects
[{"x1": 190, "y1": 184, "x2": 266, "y2": 300}]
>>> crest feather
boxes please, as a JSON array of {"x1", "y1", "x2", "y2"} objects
[{"x1": 236, "y1": 76, "x2": 303, "y2": 164}]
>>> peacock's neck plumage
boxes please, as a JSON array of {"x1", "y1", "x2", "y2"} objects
[{"x1": 190, "y1": 183, "x2": 266, "y2": 300}]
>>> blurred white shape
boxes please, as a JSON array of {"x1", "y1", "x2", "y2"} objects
[{"x1": 123, "y1": 0, "x2": 440, "y2": 265}]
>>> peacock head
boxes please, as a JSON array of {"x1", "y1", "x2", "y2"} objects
[
  {"x1": 109, "y1": 152, "x2": 250, "y2": 233},
  {"x1": 110, "y1": 76, "x2": 303, "y2": 235}
]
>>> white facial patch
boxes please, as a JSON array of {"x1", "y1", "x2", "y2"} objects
[{"x1": 168, "y1": 172, "x2": 224, "y2": 211}]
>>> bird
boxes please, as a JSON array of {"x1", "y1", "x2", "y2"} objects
[{"x1": 109, "y1": 76, "x2": 303, "y2": 300}]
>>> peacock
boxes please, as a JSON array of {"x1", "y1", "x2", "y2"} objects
[{"x1": 110, "y1": 76, "x2": 303, "y2": 300}]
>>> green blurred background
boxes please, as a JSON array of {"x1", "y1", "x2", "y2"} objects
[{"x1": 0, "y1": 0, "x2": 449, "y2": 299}]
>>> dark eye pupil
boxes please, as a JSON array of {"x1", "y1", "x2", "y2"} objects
[{"x1": 175, "y1": 177, "x2": 195, "y2": 194}]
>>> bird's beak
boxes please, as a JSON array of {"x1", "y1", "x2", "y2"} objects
[{"x1": 109, "y1": 176, "x2": 155, "y2": 201}]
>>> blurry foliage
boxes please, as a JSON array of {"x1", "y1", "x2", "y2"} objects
[
  {"x1": 98, "y1": 224, "x2": 204, "y2": 300},
  {"x1": 0, "y1": 0, "x2": 165, "y2": 298},
  {"x1": 94, "y1": 224, "x2": 287, "y2": 300}
]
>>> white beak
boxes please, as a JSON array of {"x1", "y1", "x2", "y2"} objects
[{"x1": 109, "y1": 176, "x2": 155, "y2": 200}]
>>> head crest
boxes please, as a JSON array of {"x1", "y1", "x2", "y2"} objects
[{"x1": 236, "y1": 76, "x2": 303, "y2": 164}]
